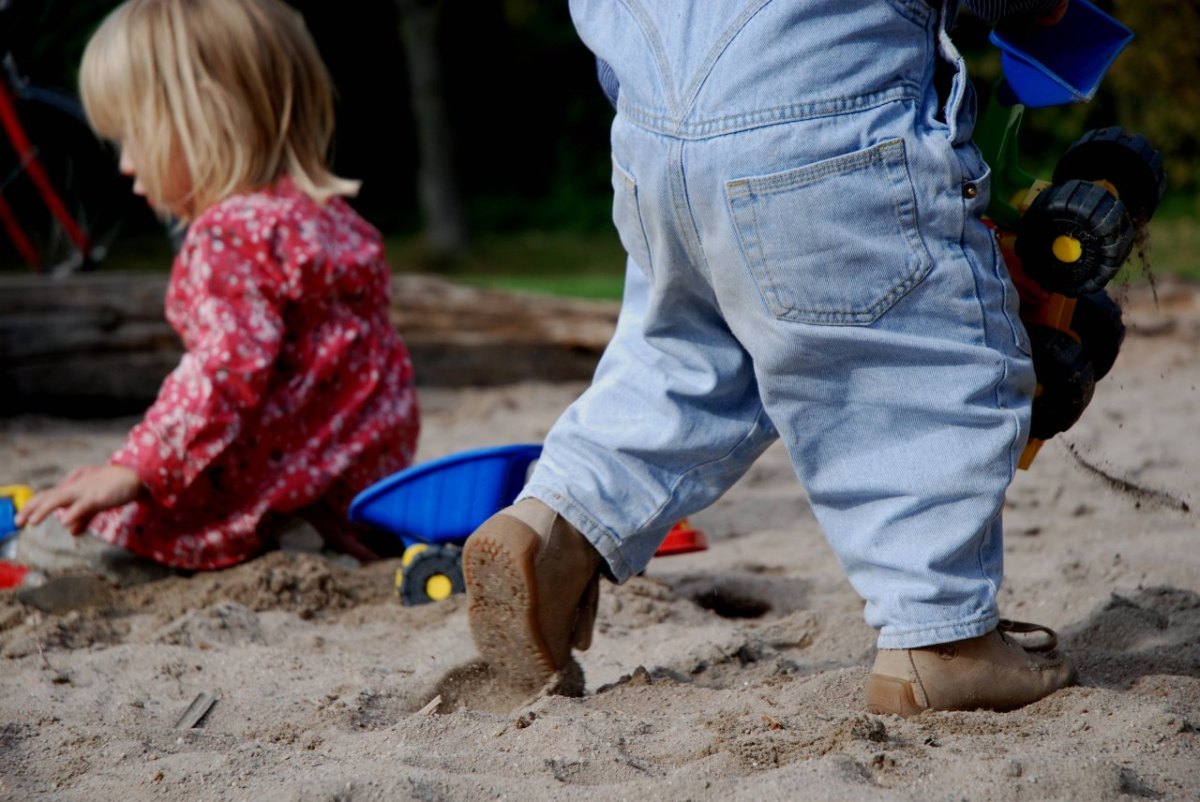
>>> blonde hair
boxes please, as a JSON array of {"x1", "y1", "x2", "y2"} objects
[{"x1": 80, "y1": 0, "x2": 358, "y2": 220}]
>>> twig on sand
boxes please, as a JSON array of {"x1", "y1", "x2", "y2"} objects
[
  {"x1": 415, "y1": 694, "x2": 443, "y2": 716},
  {"x1": 174, "y1": 691, "x2": 221, "y2": 730}
]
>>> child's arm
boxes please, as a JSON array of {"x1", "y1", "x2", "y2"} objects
[
  {"x1": 15, "y1": 464, "x2": 139, "y2": 535},
  {"x1": 110, "y1": 231, "x2": 287, "y2": 510}
]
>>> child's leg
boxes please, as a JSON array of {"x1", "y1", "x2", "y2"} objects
[
  {"x1": 526, "y1": 105, "x2": 1031, "y2": 650},
  {"x1": 522, "y1": 260, "x2": 778, "y2": 582},
  {"x1": 465, "y1": 197, "x2": 779, "y2": 692},
  {"x1": 685, "y1": 111, "x2": 1034, "y2": 650},
  {"x1": 467, "y1": 0, "x2": 1072, "y2": 709},
  {"x1": 291, "y1": 497, "x2": 404, "y2": 562},
  {"x1": 87, "y1": 496, "x2": 263, "y2": 571}
]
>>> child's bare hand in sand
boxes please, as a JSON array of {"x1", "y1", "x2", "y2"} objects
[{"x1": 16, "y1": 465, "x2": 140, "y2": 535}]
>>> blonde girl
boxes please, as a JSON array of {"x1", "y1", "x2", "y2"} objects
[{"x1": 17, "y1": 0, "x2": 418, "y2": 573}]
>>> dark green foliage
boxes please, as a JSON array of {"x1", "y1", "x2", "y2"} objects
[
  {"x1": 8, "y1": 0, "x2": 1195, "y2": 244},
  {"x1": 1, "y1": 0, "x2": 114, "y2": 92},
  {"x1": 1107, "y1": 0, "x2": 1200, "y2": 195}
]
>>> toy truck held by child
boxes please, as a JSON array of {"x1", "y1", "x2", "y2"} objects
[{"x1": 974, "y1": 0, "x2": 1166, "y2": 468}]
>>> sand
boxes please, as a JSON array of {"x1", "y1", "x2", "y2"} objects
[{"x1": 0, "y1": 280, "x2": 1197, "y2": 801}]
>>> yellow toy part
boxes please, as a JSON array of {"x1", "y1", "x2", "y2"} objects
[
  {"x1": 423, "y1": 573, "x2": 455, "y2": 602},
  {"x1": 0, "y1": 485, "x2": 34, "y2": 511},
  {"x1": 1052, "y1": 235, "x2": 1083, "y2": 263},
  {"x1": 396, "y1": 544, "x2": 466, "y2": 606},
  {"x1": 395, "y1": 544, "x2": 430, "y2": 593}
]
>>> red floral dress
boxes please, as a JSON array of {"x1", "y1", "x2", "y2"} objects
[{"x1": 89, "y1": 178, "x2": 419, "y2": 569}]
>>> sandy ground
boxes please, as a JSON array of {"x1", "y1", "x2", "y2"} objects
[{"x1": 0, "y1": 280, "x2": 1198, "y2": 802}]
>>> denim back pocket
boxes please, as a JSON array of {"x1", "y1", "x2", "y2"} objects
[
  {"x1": 726, "y1": 139, "x2": 934, "y2": 325},
  {"x1": 611, "y1": 156, "x2": 654, "y2": 278}
]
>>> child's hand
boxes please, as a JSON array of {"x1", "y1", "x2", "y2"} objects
[
  {"x1": 1033, "y1": 0, "x2": 1069, "y2": 27},
  {"x1": 999, "y1": 0, "x2": 1069, "y2": 34},
  {"x1": 15, "y1": 465, "x2": 141, "y2": 535}
]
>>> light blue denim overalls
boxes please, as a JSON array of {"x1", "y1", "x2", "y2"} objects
[{"x1": 524, "y1": 0, "x2": 1036, "y2": 649}]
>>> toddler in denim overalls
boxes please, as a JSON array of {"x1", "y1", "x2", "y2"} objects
[{"x1": 463, "y1": 0, "x2": 1076, "y2": 715}]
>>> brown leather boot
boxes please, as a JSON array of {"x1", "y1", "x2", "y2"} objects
[
  {"x1": 462, "y1": 499, "x2": 602, "y2": 693},
  {"x1": 865, "y1": 620, "x2": 1077, "y2": 716}
]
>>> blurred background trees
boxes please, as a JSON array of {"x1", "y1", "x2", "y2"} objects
[
  {"x1": 1107, "y1": 0, "x2": 1200, "y2": 201},
  {"x1": 2, "y1": 0, "x2": 1196, "y2": 280}
]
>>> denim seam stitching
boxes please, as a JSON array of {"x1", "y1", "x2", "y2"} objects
[
  {"x1": 726, "y1": 139, "x2": 934, "y2": 324},
  {"x1": 670, "y1": 140, "x2": 710, "y2": 286},
  {"x1": 728, "y1": 190, "x2": 779, "y2": 318},
  {"x1": 976, "y1": 508, "x2": 1003, "y2": 612},
  {"x1": 613, "y1": 156, "x2": 656, "y2": 277},
  {"x1": 617, "y1": 0, "x2": 679, "y2": 115},
  {"x1": 618, "y1": 85, "x2": 920, "y2": 139},
  {"x1": 878, "y1": 612, "x2": 999, "y2": 647},
  {"x1": 889, "y1": 139, "x2": 937, "y2": 320},
  {"x1": 966, "y1": 196, "x2": 1028, "y2": 467},
  {"x1": 726, "y1": 139, "x2": 899, "y2": 197},
  {"x1": 677, "y1": 0, "x2": 777, "y2": 127}
]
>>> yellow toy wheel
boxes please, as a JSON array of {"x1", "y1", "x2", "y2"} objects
[
  {"x1": 401, "y1": 544, "x2": 428, "y2": 567},
  {"x1": 1051, "y1": 235, "x2": 1083, "y2": 263},
  {"x1": 395, "y1": 544, "x2": 429, "y2": 595},
  {"x1": 399, "y1": 545, "x2": 465, "y2": 606},
  {"x1": 424, "y1": 573, "x2": 455, "y2": 601},
  {"x1": 1016, "y1": 179, "x2": 1133, "y2": 297}
]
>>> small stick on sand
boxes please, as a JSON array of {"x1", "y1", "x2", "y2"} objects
[
  {"x1": 174, "y1": 691, "x2": 220, "y2": 730},
  {"x1": 415, "y1": 695, "x2": 442, "y2": 716}
]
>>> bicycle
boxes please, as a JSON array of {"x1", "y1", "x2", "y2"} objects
[{"x1": 0, "y1": 0, "x2": 129, "y2": 274}]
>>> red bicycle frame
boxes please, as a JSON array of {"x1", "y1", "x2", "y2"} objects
[{"x1": 0, "y1": 76, "x2": 92, "y2": 271}]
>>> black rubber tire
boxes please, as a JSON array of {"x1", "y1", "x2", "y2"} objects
[
  {"x1": 1053, "y1": 127, "x2": 1166, "y2": 223},
  {"x1": 1016, "y1": 180, "x2": 1134, "y2": 297},
  {"x1": 1071, "y1": 291, "x2": 1125, "y2": 381},
  {"x1": 399, "y1": 545, "x2": 465, "y2": 606},
  {"x1": 1028, "y1": 325, "x2": 1096, "y2": 441}
]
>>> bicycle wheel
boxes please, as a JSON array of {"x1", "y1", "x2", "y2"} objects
[{"x1": 0, "y1": 85, "x2": 129, "y2": 273}]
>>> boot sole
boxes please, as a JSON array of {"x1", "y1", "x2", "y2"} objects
[
  {"x1": 462, "y1": 515, "x2": 557, "y2": 692},
  {"x1": 864, "y1": 673, "x2": 925, "y2": 717}
]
